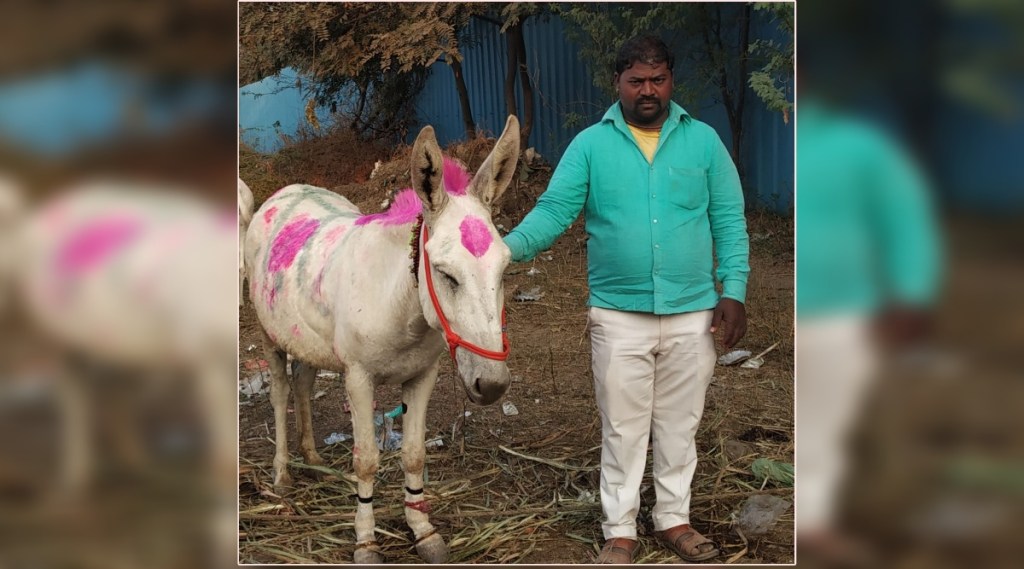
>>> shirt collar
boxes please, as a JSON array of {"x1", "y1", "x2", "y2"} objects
[{"x1": 602, "y1": 100, "x2": 690, "y2": 133}]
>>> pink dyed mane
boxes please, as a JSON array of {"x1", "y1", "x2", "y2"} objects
[
  {"x1": 442, "y1": 157, "x2": 471, "y2": 196},
  {"x1": 355, "y1": 189, "x2": 423, "y2": 226}
]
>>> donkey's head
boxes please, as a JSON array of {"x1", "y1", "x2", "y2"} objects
[{"x1": 411, "y1": 116, "x2": 520, "y2": 405}]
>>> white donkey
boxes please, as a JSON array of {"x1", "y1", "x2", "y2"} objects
[
  {"x1": 10, "y1": 181, "x2": 239, "y2": 566},
  {"x1": 242, "y1": 116, "x2": 520, "y2": 563}
]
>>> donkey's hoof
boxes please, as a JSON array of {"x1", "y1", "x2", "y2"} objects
[
  {"x1": 353, "y1": 545, "x2": 384, "y2": 564},
  {"x1": 415, "y1": 532, "x2": 449, "y2": 564},
  {"x1": 272, "y1": 471, "x2": 294, "y2": 494}
]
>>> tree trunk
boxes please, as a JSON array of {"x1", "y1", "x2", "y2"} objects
[
  {"x1": 450, "y1": 55, "x2": 477, "y2": 140},
  {"x1": 504, "y1": 25, "x2": 520, "y2": 119},
  {"x1": 351, "y1": 80, "x2": 369, "y2": 136},
  {"x1": 514, "y1": 23, "x2": 533, "y2": 151},
  {"x1": 734, "y1": 4, "x2": 751, "y2": 192},
  {"x1": 702, "y1": 5, "x2": 747, "y2": 195}
]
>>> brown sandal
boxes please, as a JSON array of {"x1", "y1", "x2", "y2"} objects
[
  {"x1": 655, "y1": 524, "x2": 719, "y2": 562},
  {"x1": 596, "y1": 537, "x2": 638, "y2": 564}
]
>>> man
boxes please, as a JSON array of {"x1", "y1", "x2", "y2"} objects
[
  {"x1": 503, "y1": 35, "x2": 749, "y2": 564},
  {"x1": 796, "y1": 92, "x2": 942, "y2": 565}
]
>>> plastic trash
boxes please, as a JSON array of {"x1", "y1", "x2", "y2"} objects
[
  {"x1": 513, "y1": 286, "x2": 544, "y2": 302},
  {"x1": 526, "y1": 267, "x2": 541, "y2": 276},
  {"x1": 739, "y1": 342, "x2": 780, "y2": 370},
  {"x1": 374, "y1": 408, "x2": 404, "y2": 451},
  {"x1": 751, "y1": 458, "x2": 794, "y2": 487},
  {"x1": 317, "y1": 370, "x2": 340, "y2": 379},
  {"x1": 502, "y1": 401, "x2": 519, "y2": 416},
  {"x1": 718, "y1": 350, "x2": 752, "y2": 366},
  {"x1": 740, "y1": 357, "x2": 764, "y2": 369},
  {"x1": 324, "y1": 432, "x2": 352, "y2": 445},
  {"x1": 239, "y1": 373, "x2": 270, "y2": 397},
  {"x1": 425, "y1": 437, "x2": 444, "y2": 449},
  {"x1": 735, "y1": 494, "x2": 792, "y2": 537}
]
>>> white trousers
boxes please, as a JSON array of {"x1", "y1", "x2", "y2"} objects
[
  {"x1": 795, "y1": 315, "x2": 877, "y2": 533},
  {"x1": 589, "y1": 306, "x2": 716, "y2": 539}
]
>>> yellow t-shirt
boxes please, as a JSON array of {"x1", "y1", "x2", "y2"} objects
[{"x1": 627, "y1": 123, "x2": 661, "y2": 163}]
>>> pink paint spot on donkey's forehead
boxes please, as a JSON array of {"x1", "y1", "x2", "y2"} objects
[
  {"x1": 459, "y1": 216, "x2": 493, "y2": 258},
  {"x1": 442, "y1": 157, "x2": 472, "y2": 196},
  {"x1": 268, "y1": 215, "x2": 320, "y2": 272}
]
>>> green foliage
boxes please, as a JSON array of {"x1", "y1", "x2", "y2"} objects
[
  {"x1": 239, "y1": 2, "x2": 482, "y2": 142},
  {"x1": 558, "y1": 2, "x2": 793, "y2": 117},
  {"x1": 747, "y1": 4, "x2": 794, "y2": 115}
]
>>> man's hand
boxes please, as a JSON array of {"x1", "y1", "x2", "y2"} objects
[
  {"x1": 873, "y1": 304, "x2": 933, "y2": 350},
  {"x1": 710, "y1": 298, "x2": 747, "y2": 349}
]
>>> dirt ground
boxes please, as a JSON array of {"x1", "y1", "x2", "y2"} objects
[{"x1": 237, "y1": 127, "x2": 794, "y2": 564}]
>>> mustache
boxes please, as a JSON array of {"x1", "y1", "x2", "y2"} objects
[{"x1": 638, "y1": 98, "x2": 660, "y2": 104}]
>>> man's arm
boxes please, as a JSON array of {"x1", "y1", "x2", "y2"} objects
[
  {"x1": 503, "y1": 136, "x2": 590, "y2": 262},
  {"x1": 706, "y1": 129, "x2": 750, "y2": 303},
  {"x1": 706, "y1": 128, "x2": 750, "y2": 348}
]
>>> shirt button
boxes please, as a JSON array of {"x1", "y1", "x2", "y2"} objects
[
  {"x1": 653, "y1": 219, "x2": 658, "y2": 223},
  {"x1": 652, "y1": 194, "x2": 657, "y2": 198},
  {"x1": 654, "y1": 244, "x2": 660, "y2": 248}
]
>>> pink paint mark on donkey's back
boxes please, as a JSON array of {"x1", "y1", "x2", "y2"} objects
[
  {"x1": 323, "y1": 224, "x2": 347, "y2": 245},
  {"x1": 355, "y1": 189, "x2": 422, "y2": 226},
  {"x1": 55, "y1": 215, "x2": 143, "y2": 277},
  {"x1": 268, "y1": 215, "x2": 320, "y2": 272},
  {"x1": 442, "y1": 157, "x2": 471, "y2": 196},
  {"x1": 459, "y1": 215, "x2": 493, "y2": 258},
  {"x1": 263, "y1": 206, "x2": 278, "y2": 225}
]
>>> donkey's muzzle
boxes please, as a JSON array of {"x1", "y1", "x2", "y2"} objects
[{"x1": 463, "y1": 364, "x2": 510, "y2": 406}]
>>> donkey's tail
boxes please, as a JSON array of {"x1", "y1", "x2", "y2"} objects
[
  {"x1": 237, "y1": 178, "x2": 255, "y2": 306},
  {"x1": 0, "y1": 176, "x2": 26, "y2": 318}
]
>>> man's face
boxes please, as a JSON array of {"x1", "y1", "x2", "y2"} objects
[{"x1": 615, "y1": 61, "x2": 673, "y2": 127}]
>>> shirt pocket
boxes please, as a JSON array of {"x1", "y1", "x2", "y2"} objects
[{"x1": 668, "y1": 167, "x2": 708, "y2": 210}]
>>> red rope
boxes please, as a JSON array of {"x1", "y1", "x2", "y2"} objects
[{"x1": 404, "y1": 500, "x2": 432, "y2": 513}]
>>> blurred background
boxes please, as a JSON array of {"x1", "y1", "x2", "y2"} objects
[
  {"x1": 0, "y1": 1, "x2": 1020, "y2": 568},
  {"x1": 797, "y1": 0, "x2": 1023, "y2": 568},
  {"x1": 0, "y1": 1, "x2": 237, "y2": 569}
]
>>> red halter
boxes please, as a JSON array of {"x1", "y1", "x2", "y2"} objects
[{"x1": 421, "y1": 223, "x2": 510, "y2": 364}]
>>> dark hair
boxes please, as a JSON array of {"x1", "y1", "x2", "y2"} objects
[{"x1": 614, "y1": 35, "x2": 675, "y2": 75}]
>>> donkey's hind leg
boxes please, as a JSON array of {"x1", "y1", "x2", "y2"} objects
[
  {"x1": 402, "y1": 363, "x2": 448, "y2": 563},
  {"x1": 290, "y1": 360, "x2": 331, "y2": 477},
  {"x1": 261, "y1": 331, "x2": 293, "y2": 491}
]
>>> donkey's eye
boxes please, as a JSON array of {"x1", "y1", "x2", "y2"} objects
[{"x1": 439, "y1": 271, "x2": 460, "y2": 289}]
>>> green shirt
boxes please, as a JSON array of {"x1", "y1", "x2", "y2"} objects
[
  {"x1": 504, "y1": 101, "x2": 749, "y2": 315},
  {"x1": 796, "y1": 100, "x2": 942, "y2": 317}
]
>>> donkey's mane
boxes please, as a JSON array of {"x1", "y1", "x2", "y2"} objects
[
  {"x1": 441, "y1": 157, "x2": 471, "y2": 196},
  {"x1": 355, "y1": 157, "x2": 472, "y2": 227},
  {"x1": 355, "y1": 189, "x2": 422, "y2": 227}
]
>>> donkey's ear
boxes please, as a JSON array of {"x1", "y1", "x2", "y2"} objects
[
  {"x1": 470, "y1": 115, "x2": 520, "y2": 207},
  {"x1": 410, "y1": 125, "x2": 448, "y2": 215}
]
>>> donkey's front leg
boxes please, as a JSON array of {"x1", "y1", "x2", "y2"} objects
[
  {"x1": 402, "y1": 364, "x2": 448, "y2": 563},
  {"x1": 345, "y1": 366, "x2": 383, "y2": 564}
]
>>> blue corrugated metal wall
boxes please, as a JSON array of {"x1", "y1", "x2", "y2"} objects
[
  {"x1": 412, "y1": 13, "x2": 794, "y2": 213},
  {"x1": 412, "y1": 16, "x2": 610, "y2": 160}
]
